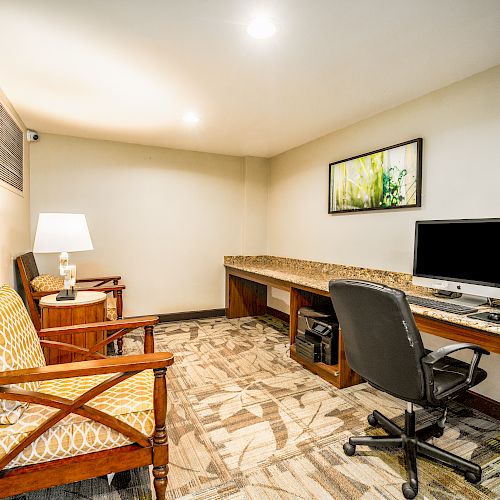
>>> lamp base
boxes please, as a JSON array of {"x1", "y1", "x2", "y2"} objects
[{"x1": 56, "y1": 289, "x2": 77, "y2": 301}]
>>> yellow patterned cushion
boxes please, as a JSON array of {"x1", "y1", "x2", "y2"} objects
[
  {"x1": 30, "y1": 275, "x2": 64, "y2": 292},
  {"x1": 0, "y1": 370, "x2": 155, "y2": 469},
  {"x1": 0, "y1": 285, "x2": 46, "y2": 424},
  {"x1": 106, "y1": 296, "x2": 118, "y2": 321}
]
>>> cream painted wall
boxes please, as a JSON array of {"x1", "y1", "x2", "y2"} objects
[
  {"x1": 267, "y1": 65, "x2": 500, "y2": 400},
  {"x1": 242, "y1": 156, "x2": 269, "y2": 255},
  {"x1": 30, "y1": 135, "x2": 267, "y2": 316},
  {"x1": 0, "y1": 88, "x2": 30, "y2": 287}
]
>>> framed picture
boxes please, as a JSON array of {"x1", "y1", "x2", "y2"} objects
[{"x1": 328, "y1": 138, "x2": 422, "y2": 214}]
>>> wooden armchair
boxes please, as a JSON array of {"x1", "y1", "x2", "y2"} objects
[
  {"x1": 16, "y1": 252, "x2": 125, "y2": 331},
  {"x1": 0, "y1": 285, "x2": 173, "y2": 499}
]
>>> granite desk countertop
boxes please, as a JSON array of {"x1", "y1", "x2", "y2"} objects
[{"x1": 224, "y1": 255, "x2": 500, "y2": 337}]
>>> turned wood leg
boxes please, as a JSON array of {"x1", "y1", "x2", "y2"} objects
[
  {"x1": 115, "y1": 290, "x2": 124, "y2": 355},
  {"x1": 116, "y1": 290, "x2": 123, "y2": 319},
  {"x1": 153, "y1": 368, "x2": 168, "y2": 500},
  {"x1": 117, "y1": 338, "x2": 123, "y2": 356},
  {"x1": 144, "y1": 324, "x2": 155, "y2": 354}
]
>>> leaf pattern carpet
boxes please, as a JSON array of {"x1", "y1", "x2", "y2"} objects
[
  {"x1": 125, "y1": 315, "x2": 499, "y2": 499},
  {"x1": 6, "y1": 315, "x2": 499, "y2": 499}
]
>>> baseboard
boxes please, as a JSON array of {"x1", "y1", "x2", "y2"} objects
[
  {"x1": 158, "y1": 308, "x2": 225, "y2": 323},
  {"x1": 457, "y1": 390, "x2": 500, "y2": 420},
  {"x1": 265, "y1": 306, "x2": 290, "y2": 323},
  {"x1": 153, "y1": 306, "x2": 289, "y2": 324}
]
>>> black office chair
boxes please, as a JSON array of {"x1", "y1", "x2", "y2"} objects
[{"x1": 329, "y1": 279, "x2": 489, "y2": 499}]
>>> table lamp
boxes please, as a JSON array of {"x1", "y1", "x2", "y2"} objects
[{"x1": 33, "y1": 213, "x2": 94, "y2": 301}]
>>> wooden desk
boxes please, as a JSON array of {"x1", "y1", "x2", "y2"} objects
[
  {"x1": 40, "y1": 291, "x2": 107, "y2": 364},
  {"x1": 225, "y1": 258, "x2": 500, "y2": 389}
]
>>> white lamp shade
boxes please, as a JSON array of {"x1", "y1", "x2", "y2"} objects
[{"x1": 33, "y1": 213, "x2": 94, "y2": 253}]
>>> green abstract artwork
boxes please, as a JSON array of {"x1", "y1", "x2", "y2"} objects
[{"x1": 329, "y1": 139, "x2": 422, "y2": 214}]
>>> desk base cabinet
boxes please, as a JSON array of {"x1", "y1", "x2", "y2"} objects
[{"x1": 226, "y1": 270, "x2": 362, "y2": 389}]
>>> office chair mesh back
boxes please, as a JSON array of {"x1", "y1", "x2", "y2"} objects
[{"x1": 329, "y1": 280, "x2": 427, "y2": 402}]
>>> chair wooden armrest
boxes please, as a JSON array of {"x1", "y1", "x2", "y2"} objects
[
  {"x1": 38, "y1": 316, "x2": 159, "y2": 337},
  {"x1": 32, "y1": 290, "x2": 59, "y2": 299},
  {"x1": 31, "y1": 285, "x2": 126, "y2": 299},
  {"x1": 77, "y1": 275, "x2": 121, "y2": 283},
  {"x1": 75, "y1": 284, "x2": 126, "y2": 292},
  {"x1": 0, "y1": 352, "x2": 174, "y2": 384},
  {"x1": 76, "y1": 284, "x2": 126, "y2": 292},
  {"x1": 38, "y1": 316, "x2": 159, "y2": 356}
]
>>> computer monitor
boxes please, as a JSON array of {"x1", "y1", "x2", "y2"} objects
[{"x1": 412, "y1": 218, "x2": 500, "y2": 306}]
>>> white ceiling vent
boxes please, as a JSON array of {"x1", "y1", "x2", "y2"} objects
[{"x1": 0, "y1": 102, "x2": 23, "y2": 192}]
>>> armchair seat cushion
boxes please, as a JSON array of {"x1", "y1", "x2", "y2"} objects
[
  {"x1": 0, "y1": 370, "x2": 155, "y2": 469},
  {"x1": 432, "y1": 355, "x2": 487, "y2": 397},
  {"x1": 30, "y1": 275, "x2": 65, "y2": 292}
]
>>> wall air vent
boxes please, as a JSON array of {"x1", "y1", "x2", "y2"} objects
[{"x1": 0, "y1": 102, "x2": 23, "y2": 192}]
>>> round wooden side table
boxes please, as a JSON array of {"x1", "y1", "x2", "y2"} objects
[{"x1": 40, "y1": 291, "x2": 107, "y2": 364}]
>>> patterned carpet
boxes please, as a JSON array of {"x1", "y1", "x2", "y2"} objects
[
  {"x1": 121, "y1": 315, "x2": 499, "y2": 500},
  {"x1": 7, "y1": 315, "x2": 499, "y2": 499}
]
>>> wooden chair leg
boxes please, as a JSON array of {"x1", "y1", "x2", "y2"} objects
[
  {"x1": 116, "y1": 290, "x2": 123, "y2": 319},
  {"x1": 153, "y1": 368, "x2": 168, "y2": 500},
  {"x1": 144, "y1": 325, "x2": 155, "y2": 354},
  {"x1": 117, "y1": 338, "x2": 123, "y2": 356},
  {"x1": 115, "y1": 290, "x2": 124, "y2": 357},
  {"x1": 152, "y1": 367, "x2": 168, "y2": 499}
]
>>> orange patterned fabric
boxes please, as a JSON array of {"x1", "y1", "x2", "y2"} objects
[
  {"x1": 0, "y1": 370, "x2": 155, "y2": 468},
  {"x1": 30, "y1": 275, "x2": 65, "y2": 292},
  {"x1": 106, "y1": 296, "x2": 118, "y2": 321},
  {"x1": 0, "y1": 285, "x2": 46, "y2": 424}
]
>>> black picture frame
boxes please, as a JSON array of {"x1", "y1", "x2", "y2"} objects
[{"x1": 328, "y1": 137, "x2": 423, "y2": 215}]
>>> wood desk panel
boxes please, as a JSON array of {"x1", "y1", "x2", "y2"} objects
[{"x1": 414, "y1": 314, "x2": 500, "y2": 354}]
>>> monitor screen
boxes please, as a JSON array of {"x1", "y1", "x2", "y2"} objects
[{"x1": 413, "y1": 219, "x2": 500, "y2": 289}]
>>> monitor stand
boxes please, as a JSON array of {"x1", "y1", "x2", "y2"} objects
[
  {"x1": 434, "y1": 290, "x2": 487, "y2": 307},
  {"x1": 454, "y1": 294, "x2": 488, "y2": 308}
]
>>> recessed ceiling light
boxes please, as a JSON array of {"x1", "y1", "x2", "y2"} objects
[
  {"x1": 247, "y1": 17, "x2": 276, "y2": 39},
  {"x1": 182, "y1": 112, "x2": 200, "y2": 125}
]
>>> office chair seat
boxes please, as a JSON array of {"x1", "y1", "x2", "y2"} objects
[{"x1": 432, "y1": 355, "x2": 487, "y2": 397}]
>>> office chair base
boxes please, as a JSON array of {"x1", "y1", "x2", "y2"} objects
[{"x1": 344, "y1": 409, "x2": 482, "y2": 498}]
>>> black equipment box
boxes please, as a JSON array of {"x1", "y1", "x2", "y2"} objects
[
  {"x1": 295, "y1": 332, "x2": 322, "y2": 363},
  {"x1": 296, "y1": 307, "x2": 339, "y2": 365}
]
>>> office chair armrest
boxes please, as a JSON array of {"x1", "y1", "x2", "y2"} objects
[
  {"x1": 422, "y1": 343, "x2": 490, "y2": 399},
  {"x1": 421, "y1": 343, "x2": 490, "y2": 366}
]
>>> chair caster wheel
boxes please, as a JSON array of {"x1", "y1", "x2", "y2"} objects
[
  {"x1": 402, "y1": 482, "x2": 417, "y2": 499},
  {"x1": 343, "y1": 443, "x2": 356, "y2": 456},
  {"x1": 367, "y1": 413, "x2": 378, "y2": 427},
  {"x1": 465, "y1": 472, "x2": 480, "y2": 484}
]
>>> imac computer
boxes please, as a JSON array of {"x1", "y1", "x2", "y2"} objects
[{"x1": 412, "y1": 218, "x2": 500, "y2": 307}]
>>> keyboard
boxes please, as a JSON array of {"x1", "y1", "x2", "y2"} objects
[{"x1": 406, "y1": 295, "x2": 478, "y2": 315}]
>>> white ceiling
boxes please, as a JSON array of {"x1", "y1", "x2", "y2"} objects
[{"x1": 1, "y1": 0, "x2": 500, "y2": 157}]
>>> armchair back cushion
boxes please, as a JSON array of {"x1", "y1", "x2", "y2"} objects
[
  {"x1": 0, "y1": 285, "x2": 46, "y2": 424},
  {"x1": 30, "y1": 274, "x2": 64, "y2": 292}
]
